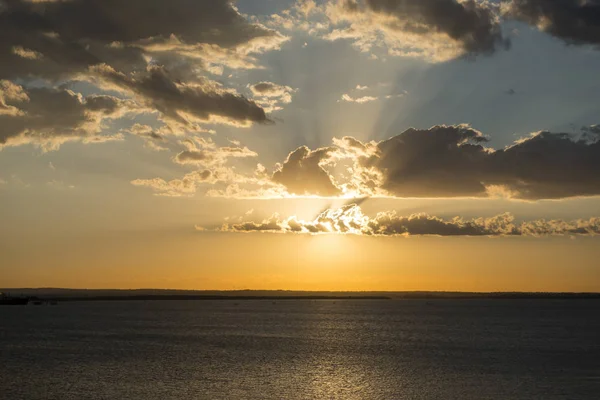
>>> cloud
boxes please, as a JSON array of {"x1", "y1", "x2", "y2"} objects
[
  {"x1": 249, "y1": 81, "x2": 297, "y2": 112},
  {"x1": 144, "y1": 140, "x2": 168, "y2": 152},
  {"x1": 132, "y1": 136, "x2": 266, "y2": 197},
  {"x1": 95, "y1": 65, "x2": 270, "y2": 128},
  {"x1": 503, "y1": 0, "x2": 600, "y2": 46},
  {"x1": 122, "y1": 123, "x2": 165, "y2": 141},
  {"x1": 264, "y1": 0, "x2": 513, "y2": 62},
  {"x1": 340, "y1": 93, "x2": 378, "y2": 103},
  {"x1": 139, "y1": 32, "x2": 289, "y2": 75},
  {"x1": 120, "y1": 123, "x2": 169, "y2": 151},
  {"x1": 131, "y1": 165, "x2": 269, "y2": 197},
  {"x1": 0, "y1": 0, "x2": 286, "y2": 148},
  {"x1": 0, "y1": 81, "x2": 135, "y2": 150},
  {"x1": 250, "y1": 82, "x2": 294, "y2": 99},
  {"x1": 214, "y1": 203, "x2": 600, "y2": 237},
  {"x1": 264, "y1": 124, "x2": 600, "y2": 200},
  {"x1": 339, "y1": 84, "x2": 405, "y2": 103},
  {"x1": 337, "y1": 125, "x2": 600, "y2": 200},
  {"x1": 486, "y1": 129, "x2": 600, "y2": 199},
  {"x1": 137, "y1": 122, "x2": 600, "y2": 201},
  {"x1": 173, "y1": 137, "x2": 257, "y2": 167},
  {"x1": 132, "y1": 123, "x2": 600, "y2": 201},
  {"x1": 363, "y1": 124, "x2": 491, "y2": 197},
  {"x1": 272, "y1": 146, "x2": 342, "y2": 196},
  {"x1": 0, "y1": 0, "x2": 283, "y2": 80},
  {"x1": 320, "y1": 0, "x2": 509, "y2": 62},
  {"x1": 130, "y1": 166, "x2": 253, "y2": 197},
  {"x1": 131, "y1": 174, "x2": 203, "y2": 197}
]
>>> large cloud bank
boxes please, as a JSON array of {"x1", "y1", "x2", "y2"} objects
[
  {"x1": 268, "y1": 0, "x2": 600, "y2": 62},
  {"x1": 268, "y1": 124, "x2": 600, "y2": 200},
  {"x1": 0, "y1": 0, "x2": 286, "y2": 149}
]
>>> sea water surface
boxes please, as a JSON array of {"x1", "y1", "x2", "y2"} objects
[{"x1": 1, "y1": 299, "x2": 599, "y2": 399}]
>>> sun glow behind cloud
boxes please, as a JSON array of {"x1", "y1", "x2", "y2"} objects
[{"x1": 205, "y1": 203, "x2": 600, "y2": 237}]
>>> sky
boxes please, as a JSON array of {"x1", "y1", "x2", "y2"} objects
[{"x1": 1, "y1": 0, "x2": 600, "y2": 291}]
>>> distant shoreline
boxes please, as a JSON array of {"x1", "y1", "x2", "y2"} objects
[
  {"x1": 38, "y1": 295, "x2": 391, "y2": 302},
  {"x1": 2, "y1": 289, "x2": 599, "y2": 302}
]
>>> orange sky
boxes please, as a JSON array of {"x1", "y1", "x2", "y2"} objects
[{"x1": 3, "y1": 228, "x2": 599, "y2": 292}]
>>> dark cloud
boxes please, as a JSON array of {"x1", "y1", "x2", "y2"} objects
[
  {"x1": 582, "y1": 124, "x2": 600, "y2": 139},
  {"x1": 0, "y1": 0, "x2": 280, "y2": 142},
  {"x1": 251, "y1": 82, "x2": 282, "y2": 94},
  {"x1": 175, "y1": 150, "x2": 212, "y2": 165},
  {"x1": 265, "y1": 124, "x2": 600, "y2": 200},
  {"x1": 353, "y1": 125, "x2": 600, "y2": 200},
  {"x1": 0, "y1": 0, "x2": 278, "y2": 80},
  {"x1": 364, "y1": 125, "x2": 490, "y2": 197},
  {"x1": 217, "y1": 204, "x2": 600, "y2": 236},
  {"x1": 34, "y1": 0, "x2": 270, "y2": 47},
  {"x1": 0, "y1": 81, "x2": 128, "y2": 149},
  {"x1": 368, "y1": 211, "x2": 516, "y2": 236},
  {"x1": 96, "y1": 65, "x2": 269, "y2": 126},
  {"x1": 272, "y1": 146, "x2": 342, "y2": 196},
  {"x1": 329, "y1": 0, "x2": 509, "y2": 60},
  {"x1": 365, "y1": 0, "x2": 508, "y2": 54},
  {"x1": 488, "y1": 130, "x2": 600, "y2": 199},
  {"x1": 505, "y1": 0, "x2": 600, "y2": 46}
]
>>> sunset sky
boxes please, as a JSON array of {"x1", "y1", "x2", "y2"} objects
[{"x1": 1, "y1": 0, "x2": 600, "y2": 291}]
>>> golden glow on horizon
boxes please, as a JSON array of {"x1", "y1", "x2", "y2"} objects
[{"x1": 2, "y1": 231, "x2": 599, "y2": 292}]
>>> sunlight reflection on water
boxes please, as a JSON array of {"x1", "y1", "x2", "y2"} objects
[{"x1": 1, "y1": 299, "x2": 599, "y2": 399}]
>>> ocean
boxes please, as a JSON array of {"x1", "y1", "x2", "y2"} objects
[{"x1": 1, "y1": 299, "x2": 599, "y2": 399}]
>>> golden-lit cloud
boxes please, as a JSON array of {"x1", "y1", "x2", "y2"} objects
[
  {"x1": 338, "y1": 84, "x2": 406, "y2": 104},
  {"x1": 210, "y1": 203, "x2": 600, "y2": 237},
  {"x1": 248, "y1": 81, "x2": 298, "y2": 112},
  {"x1": 131, "y1": 171, "x2": 211, "y2": 198},
  {"x1": 173, "y1": 137, "x2": 258, "y2": 167},
  {"x1": 131, "y1": 136, "x2": 275, "y2": 197},
  {"x1": 340, "y1": 93, "x2": 378, "y2": 103},
  {"x1": 264, "y1": 0, "x2": 600, "y2": 63},
  {"x1": 265, "y1": 0, "x2": 509, "y2": 62}
]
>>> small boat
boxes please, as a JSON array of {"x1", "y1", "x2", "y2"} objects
[{"x1": 0, "y1": 292, "x2": 29, "y2": 305}]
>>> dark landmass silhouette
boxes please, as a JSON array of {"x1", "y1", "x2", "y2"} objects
[{"x1": 1, "y1": 288, "x2": 599, "y2": 302}]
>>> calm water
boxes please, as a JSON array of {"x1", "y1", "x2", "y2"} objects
[{"x1": 1, "y1": 299, "x2": 599, "y2": 399}]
